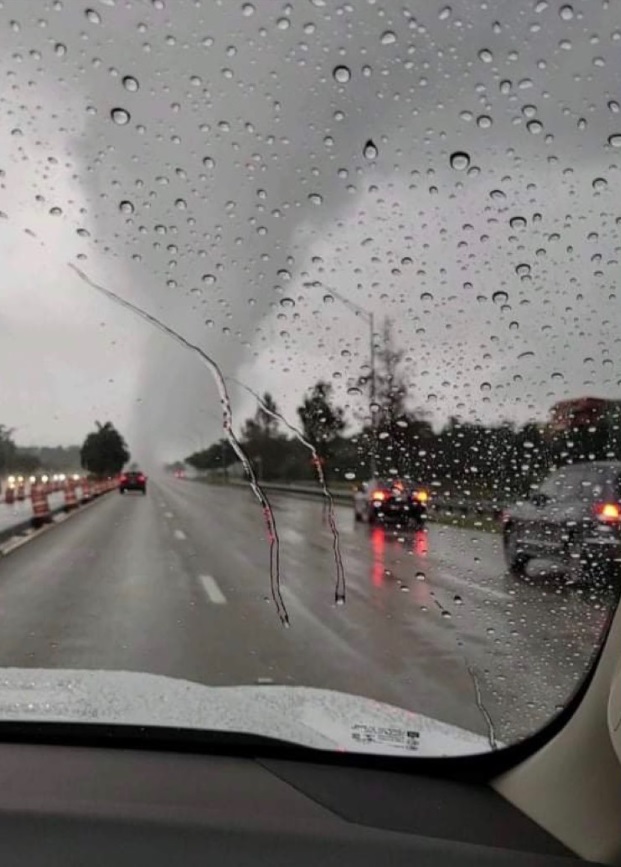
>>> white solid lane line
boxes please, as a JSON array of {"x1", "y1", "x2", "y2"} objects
[
  {"x1": 199, "y1": 575, "x2": 227, "y2": 605},
  {"x1": 173, "y1": 529, "x2": 187, "y2": 540}
]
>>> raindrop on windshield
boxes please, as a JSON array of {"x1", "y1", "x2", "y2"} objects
[
  {"x1": 527, "y1": 119, "x2": 543, "y2": 134},
  {"x1": 380, "y1": 31, "x2": 397, "y2": 45},
  {"x1": 276, "y1": 17, "x2": 290, "y2": 30},
  {"x1": 439, "y1": 6, "x2": 451, "y2": 20},
  {"x1": 608, "y1": 100, "x2": 620, "y2": 114},
  {"x1": 363, "y1": 139, "x2": 378, "y2": 160},
  {"x1": 492, "y1": 290, "x2": 508, "y2": 305},
  {"x1": 122, "y1": 75, "x2": 139, "y2": 92},
  {"x1": 242, "y1": 3, "x2": 255, "y2": 16},
  {"x1": 476, "y1": 115, "x2": 492, "y2": 129},
  {"x1": 559, "y1": 4, "x2": 574, "y2": 20},
  {"x1": 54, "y1": 42, "x2": 67, "y2": 57},
  {"x1": 592, "y1": 177, "x2": 607, "y2": 191},
  {"x1": 510, "y1": 216, "x2": 527, "y2": 229},
  {"x1": 85, "y1": 8, "x2": 102, "y2": 24},
  {"x1": 608, "y1": 135, "x2": 621, "y2": 148},
  {"x1": 119, "y1": 200, "x2": 134, "y2": 214},
  {"x1": 111, "y1": 107, "x2": 131, "y2": 125},
  {"x1": 333, "y1": 65, "x2": 351, "y2": 84},
  {"x1": 478, "y1": 48, "x2": 493, "y2": 63},
  {"x1": 450, "y1": 151, "x2": 470, "y2": 171},
  {"x1": 308, "y1": 193, "x2": 323, "y2": 205}
]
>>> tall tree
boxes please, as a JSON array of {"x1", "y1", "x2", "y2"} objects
[
  {"x1": 80, "y1": 421, "x2": 130, "y2": 476},
  {"x1": 297, "y1": 380, "x2": 346, "y2": 469}
]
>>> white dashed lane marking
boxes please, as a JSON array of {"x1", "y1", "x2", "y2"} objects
[
  {"x1": 199, "y1": 575, "x2": 227, "y2": 605},
  {"x1": 173, "y1": 529, "x2": 187, "y2": 540}
]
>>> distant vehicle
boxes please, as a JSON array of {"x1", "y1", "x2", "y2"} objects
[
  {"x1": 502, "y1": 461, "x2": 621, "y2": 582},
  {"x1": 119, "y1": 471, "x2": 147, "y2": 495},
  {"x1": 174, "y1": 468, "x2": 185, "y2": 479},
  {"x1": 353, "y1": 478, "x2": 428, "y2": 527}
]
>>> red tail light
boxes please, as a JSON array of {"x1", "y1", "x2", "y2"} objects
[
  {"x1": 120, "y1": 475, "x2": 128, "y2": 483},
  {"x1": 412, "y1": 490, "x2": 429, "y2": 503},
  {"x1": 593, "y1": 502, "x2": 621, "y2": 523},
  {"x1": 372, "y1": 490, "x2": 387, "y2": 502},
  {"x1": 138, "y1": 474, "x2": 145, "y2": 482}
]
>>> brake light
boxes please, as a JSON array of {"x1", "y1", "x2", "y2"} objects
[
  {"x1": 372, "y1": 490, "x2": 386, "y2": 502},
  {"x1": 413, "y1": 490, "x2": 429, "y2": 503},
  {"x1": 594, "y1": 502, "x2": 621, "y2": 522},
  {"x1": 120, "y1": 475, "x2": 127, "y2": 483}
]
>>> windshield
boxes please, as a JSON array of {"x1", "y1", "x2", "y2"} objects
[{"x1": 0, "y1": 0, "x2": 619, "y2": 756}]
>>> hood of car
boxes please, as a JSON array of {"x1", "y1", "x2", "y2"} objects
[{"x1": 0, "y1": 668, "x2": 492, "y2": 757}]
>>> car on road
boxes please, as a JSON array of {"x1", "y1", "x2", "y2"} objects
[
  {"x1": 119, "y1": 471, "x2": 147, "y2": 495},
  {"x1": 502, "y1": 461, "x2": 621, "y2": 582},
  {"x1": 353, "y1": 478, "x2": 429, "y2": 528}
]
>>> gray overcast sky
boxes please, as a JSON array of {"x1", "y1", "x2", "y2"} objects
[{"x1": 1, "y1": 0, "x2": 620, "y2": 463}]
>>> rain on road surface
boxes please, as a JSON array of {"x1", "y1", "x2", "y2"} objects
[{"x1": 0, "y1": 477, "x2": 612, "y2": 745}]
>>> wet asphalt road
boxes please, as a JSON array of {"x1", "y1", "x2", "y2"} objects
[{"x1": 0, "y1": 476, "x2": 615, "y2": 745}]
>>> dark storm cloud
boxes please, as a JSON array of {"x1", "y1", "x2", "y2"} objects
[{"x1": 0, "y1": 0, "x2": 620, "y2": 457}]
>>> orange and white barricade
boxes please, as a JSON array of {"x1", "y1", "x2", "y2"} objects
[
  {"x1": 81, "y1": 478, "x2": 92, "y2": 503},
  {"x1": 31, "y1": 483, "x2": 52, "y2": 527},
  {"x1": 63, "y1": 479, "x2": 79, "y2": 512}
]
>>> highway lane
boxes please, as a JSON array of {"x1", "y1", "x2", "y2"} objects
[{"x1": 0, "y1": 477, "x2": 615, "y2": 747}]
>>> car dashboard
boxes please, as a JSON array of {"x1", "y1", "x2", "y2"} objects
[{"x1": 0, "y1": 739, "x2": 595, "y2": 867}]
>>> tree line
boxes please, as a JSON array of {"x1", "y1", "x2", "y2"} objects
[{"x1": 186, "y1": 326, "x2": 621, "y2": 499}]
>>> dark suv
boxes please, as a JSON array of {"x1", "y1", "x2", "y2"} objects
[
  {"x1": 119, "y1": 471, "x2": 147, "y2": 495},
  {"x1": 502, "y1": 461, "x2": 621, "y2": 582}
]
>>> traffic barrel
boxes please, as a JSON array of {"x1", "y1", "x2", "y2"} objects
[
  {"x1": 31, "y1": 483, "x2": 52, "y2": 528},
  {"x1": 16, "y1": 483, "x2": 25, "y2": 501},
  {"x1": 63, "y1": 479, "x2": 79, "y2": 512},
  {"x1": 81, "y1": 477, "x2": 92, "y2": 503},
  {"x1": 4, "y1": 485, "x2": 15, "y2": 505}
]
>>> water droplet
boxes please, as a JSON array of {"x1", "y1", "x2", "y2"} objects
[
  {"x1": 415, "y1": 571, "x2": 426, "y2": 581},
  {"x1": 492, "y1": 290, "x2": 508, "y2": 304},
  {"x1": 333, "y1": 65, "x2": 351, "y2": 83},
  {"x1": 592, "y1": 177, "x2": 607, "y2": 191},
  {"x1": 450, "y1": 151, "x2": 470, "y2": 171},
  {"x1": 119, "y1": 200, "x2": 134, "y2": 214},
  {"x1": 280, "y1": 297, "x2": 295, "y2": 308},
  {"x1": 49, "y1": 207, "x2": 62, "y2": 216},
  {"x1": 608, "y1": 134, "x2": 621, "y2": 148},
  {"x1": 453, "y1": 594, "x2": 463, "y2": 605},
  {"x1": 203, "y1": 156, "x2": 215, "y2": 169},
  {"x1": 478, "y1": 48, "x2": 493, "y2": 63},
  {"x1": 480, "y1": 382, "x2": 492, "y2": 392},
  {"x1": 515, "y1": 262, "x2": 531, "y2": 276},
  {"x1": 308, "y1": 192, "x2": 323, "y2": 205},
  {"x1": 323, "y1": 293, "x2": 335, "y2": 304},
  {"x1": 380, "y1": 30, "x2": 397, "y2": 45},
  {"x1": 85, "y1": 8, "x2": 101, "y2": 24},
  {"x1": 559, "y1": 4, "x2": 574, "y2": 20},
  {"x1": 441, "y1": 610, "x2": 452, "y2": 619},
  {"x1": 363, "y1": 139, "x2": 378, "y2": 160},
  {"x1": 242, "y1": 2, "x2": 255, "y2": 16},
  {"x1": 54, "y1": 42, "x2": 67, "y2": 57},
  {"x1": 527, "y1": 119, "x2": 543, "y2": 134},
  {"x1": 476, "y1": 115, "x2": 492, "y2": 129},
  {"x1": 490, "y1": 189, "x2": 506, "y2": 200},
  {"x1": 608, "y1": 100, "x2": 620, "y2": 114},
  {"x1": 202, "y1": 274, "x2": 216, "y2": 285},
  {"x1": 276, "y1": 16, "x2": 290, "y2": 29},
  {"x1": 175, "y1": 197, "x2": 187, "y2": 210},
  {"x1": 439, "y1": 6, "x2": 451, "y2": 20},
  {"x1": 400, "y1": 585, "x2": 410, "y2": 593},
  {"x1": 122, "y1": 75, "x2": 139, "y2": 92},
  {"x1": 111, "y1": 107, "x2": 130, "y2": 125},
  {"x1": 509, "y1": 216, "x2": 527, "y2": 229},
  {"x1": 499, "y1": 79, "x2": 512, "y2": 94}
]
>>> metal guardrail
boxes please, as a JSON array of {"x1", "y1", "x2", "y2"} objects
[{"x1": 197, "y1": 478, "x2": 506, "y2": 519}]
